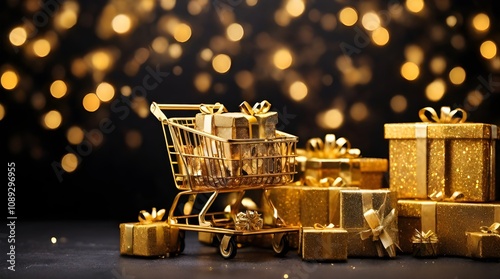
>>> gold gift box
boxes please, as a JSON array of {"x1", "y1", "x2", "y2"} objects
[
  {"x1": 397, "y1": 200, "x2": 438, "y2": 254},
  {"x1": 385, "y1": 122, "x2": 498, "y2": 202},
  {"x1": 339, "y1": 189, "x2": 399, "y2": 257},
  {"x1": 465, "y1": 231, "x2": 500, "y2": 259},
  {"x1": 265, "y1": 186, "x2": 302, "y2": 226},
  {"x1": 119, "y1": 222, "x2": 180, "y2": 257},
  {"x1": 437, "y1": 202, "x2": 500, "y2": 256},
  {"x1": 300, "y1": 227, "x2": 348, "y2": 261}
]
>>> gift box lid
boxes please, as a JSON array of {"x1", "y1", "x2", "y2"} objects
[
  {"x1": 213, "y1": 112, "x2": 253, "y2": 128},
  {"x1": 384, "y1": 123, "x2": 499, "y2": 139}
]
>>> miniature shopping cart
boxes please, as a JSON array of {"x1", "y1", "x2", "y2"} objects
[{"x1": 150, "y1": 102, "x2": 300, "y2": 259}]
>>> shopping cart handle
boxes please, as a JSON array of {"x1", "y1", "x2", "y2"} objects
[
  {"x1": 150, "y1": 102, "x2": 168, "y2": 122},
  {"x1": 150, "y1": 102, "x2": 228, "y2": 122}
]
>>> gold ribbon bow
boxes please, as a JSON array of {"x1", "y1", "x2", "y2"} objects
[
  {"x1": 313, "y1": 223, "x2": 335, "y2": 229},
  {"x1": 359, "y1": 208, "x2": 397, "y2": 257},
  {"x1": 199, "y1": 102, "x2": 227, "y2": 114},
  {"x1": 418, "y1": 106, "x2": 467, "y2": 123},
  {"x1": 304, "y1": 175, "x2": 347, "y2": 187},
  {"x1": 239, "y1": 100, "x2": 272, "y2": 115},
  {"x1": 305, "y1": 134, "x2": 361, "y2": 159},
  {"x1": 428, "y1": 191, "x2": 464, "y2": 202},
  {"x1": 411, "y1": 229, "x2": 438, "y2": 244},
  {"x1": 235, "y1": 210, "x2": 263, "y2": 231},
  {"x1": 138, "y1": 207, "x2": 166, "y2": 224},
  {"x1": 480, "y1": 222, "x2": 500, "y2": 234}
]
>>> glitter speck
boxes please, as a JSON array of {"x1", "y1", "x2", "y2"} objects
[{"x1": 51, "y1": 237, "x2": 57, "y2": 244}]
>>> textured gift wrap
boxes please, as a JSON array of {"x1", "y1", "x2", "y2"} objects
[
  {"x1": 265, "y1": 186, "x2": 302, "y2": 226},
  {"x1": 411, "y1": 230, "x2": 439, "y2": 258},
  {"x1": 340, "y1": 189, "x2": 399, "y2": 257},
  {"x1": 437, "y1": 202, "x2": 500, "y2": 256},
  {"x1": 119, "y1": 222, "x2": 179, "y2": 257},
  {"x1": 384, "y1": 106, "x2": 498, "y2": 202},
  {"x1": 465, "y1": 224, "x2": 500, "y2": 259},
  {"x1": 301, "y1": 226, "x2": 348, "y2": 261},
  {"x1": 304, "y1": 158, "x2": 361, "y2": 187},
  {"x1": 357, "y1": 158, "x2": 388, "y2": 189},
  {"x1": 397, "y1": 200, "x2": 438, "y2": 254}
]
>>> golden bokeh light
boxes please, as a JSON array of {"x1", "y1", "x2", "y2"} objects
[
  {"x1": 132, "y1": 97, "x2": 149, "y2": 118},
  {"x1": 275, "y1": 9, "x2": 291, "y2": 27},
  {"x1": 194, "y1": 72, "x2": 212, "y2": 93},
  {"x1": 285, "y1": 0, "x2": 305, "y2": 18},
  {"x1": 71, "y1": 58, "x2": 87, "y2": 78},
  {"x1": 480, "y1": 40, "x2": 497, "y2": 59},
  {"x1": 9, "y1": 27, "x2": 27, "y2": 46},
  {"x1": 96, "y1": 82, "x2": 115, "y2": 102},
  {"x1": 169, "y1": 43, "x2": 183, "y2": 59},
  {"x1": 160, "y1": 0, "x2": 176, "y2": 10},
  {"x1": 56, "y1": 8, "x2": 78, "y2": 30},
  {"x1": 390, "y1": 95, "x2": 408, "y2": 113},
  {"x1": 446, "y1": 15, "x2": 457, "y2": 28},
  {"x1": 322, "y1": 109, "x2": 344, "y2": 129},
  {"x1": 43, "y1": 110, "x2": 63, "y2": 129},
  {"x1": 82, "y1": 93, "x2": 100, "y2": 112},
  {"x1": 200, "y1": 48, "x2": 213, "y2": 61},
  {"x1": 321, "y1": 14, "x2": 336, "y2": 31},
  {"x1": 67, "y1": 126, "x2": 84, "y2": 145},
  {"x1": 273, "y1": 48, "x2": 293, "y2": 70},
  {"x1": 0, "y1": 103, "x2": 5, "y2": 121},
  {"x1": 371, "y1": 27, "x2": 389, "y2": 46},
  {"x1": 289, "y1": 81, "x2": 308, "y2": 101},
  {"x1": 152, "y1": 36, "x2": 168, "y2": 53},
  {"x1": 111, "y1": 14, "x2": 132, "y2": 34},
  {"x1": 212, "y1": 54, "x2": 231, "y2": 74},
  {"x1": 406, "y1": 0, "x2": 424, "y2": 13},
  {"x1": 246, "y1": 0, "x2": 258, "y2": 6},
  {"x1": 362, "y1": 12, "x2": 381, "y2": 31},
  {"x1": 400, "y1": 62, "x2": 420, "y2": 81},
  {"x1": 125, "y1": 130, "x2": 143, "y2": 149},
  {"x1": 31, "y1": 93, "x2": 46, "y2": 110},
  {"x1": 173, "y1": 23, "x2": 192, "y2": 43},
  {"x1": 425, "y1": 79, "x2": 446, "y2": 101},
  {"x1": 50, "y1": 80, "x2": 68, "y2": 99},
  {"x1": 187, "y1": 1, "x2": 202, "y2": 15},
  {"x1": 91, "y1": 51, "x2": 112, "y2": 71},
  {"x1": 235, "y1": 71, "x2": 254, "y2": 89},
  {"x1": 404, "y1": 45, "x2": 424, "y2": 64},
  {"x1": 227, "y1": 23, "x2": 244, "y2": 42},
  {"x1": 33, "y1": 39, "x2": 51, "y2": 57},
  {"x1": 429, "y1": 56, "x2": 446, "y2": 74},
  {"x1": 350, "y1": 102, "x2": 368, "y2": 121},
  {"x1": 61, "y1": 153, "x2": 78, "y2": 172},
  {"x1": 472, "y1": 13, "x2": 490, "y2": 32},
  {"x1": 448, "y1": 66, "x2": 466, "y2": 85},
  {"x1": 1, "y1": 70, "x2": 19, "y2": 90},
  {"x1": 338, "y1": 7, "x2": 358, "y2": 26},
  {"x1": 467, "y1": 90, "x2": 484, "y2": 107}
]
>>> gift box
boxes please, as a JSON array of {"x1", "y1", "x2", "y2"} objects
[
  {"x1": 397, "y1": 200, "x2": 438, "y2": 254},
  {"x1": 119, "y1": 208, "x2": 180, "y2": 257},
  {"x1": 437, "y1": 202, "x2": 500, "y2": 256},
  {"x1": 300, "y1": 224, "x2": 348, "y2": 261},
  {"x1": 266, "y1": 186, "x2": 302, "y2": 226},
  {"x1": 385, "y1": 106, "x2": 498, "y2": 202},
  {"x1": 465, "y1": 223, "x2": 500, "y2": 259},
  {"x1": 339, "y1": 189, "x2": 399, "y2": 257},
  {"x1": 411, "y1": 230, "x2": 439, "y2": 258}
]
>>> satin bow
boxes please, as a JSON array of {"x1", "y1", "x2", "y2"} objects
[
  {"x1": 304, "y1": 176, "x2": 347, "y2": 187},
  {"x1": 138, "y1": 207, "x2": 166, "y2": 224},
  {"x1": 428, "y1": 191, "x2": 464, "y2": 202},
  {"x1": 359, "y1": 208, "x2": 398, "y2": 257},
  {"x1": 235, "y1": 210, "x2": 263, "y2": 231},
  {"x1": 199, "y1": 102, "x2": 227, "y2": 114},
  {"x1": 411, "y1": 229, "x2": 438, "y2": 244},
  {"x1": 480, "y1": 222, "x2": 500, "y2": 234},
  {"x1": 305, "y1": 134, "x2": 361, "y2": 159},
  {"x1": 239, "y1": 100, "x2": 272, "y2": 115},
  {"x1": 313, "y1": 223, "x2": 335, "y2": 229},
  {"x1": 418, "y1": 106, "x2": 467, "y2": 123}
]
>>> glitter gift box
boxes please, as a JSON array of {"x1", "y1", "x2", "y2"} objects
[
  {"x1": 465, "y1": 224, "x2": 500, "y2": 259},
  {"x1": 339, "y1": 189, "x2": 399, "y2": 257},
  {"x1": 300, "y1": 225, "x2": 348, "y2": 261},
  {"x1": 397, "y1": 200, "x2": 438, "y2": 254},
  {"x1": 265, "y1": 186, "x2": 302, "y2": 226},
  {"x1": 384, "y1": 106, "x2": 498, "y2": 202},
  {"x1": 119, "y1": 222, "x2": 180, "y2": 257}
]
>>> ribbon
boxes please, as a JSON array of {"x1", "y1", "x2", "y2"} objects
[
  {"x1": 479, "y1": 222, "x2": 500, "y2": 234},
  {"x1": 199, "y1": 102, "x2": 227, "y2": 115},
  {"x1": 138, "y1": 207, "x2": 166, "y2": 224},
  {"x1": 359, "y1": 208, "x2": 397, "y2": 257},
  {"x1": 235, "y1": 210, "x2": 263, "y2": 231},
  {"x1": 411, "y1": 229, "x2": 438, "y2": 244},
  {"x1": 418, "y1": 106, "x2": 467, "y2": 124},
  {"x1": 313, "y1": 223, "x2": 335, "y2": 229},
  {"x1": 428, "y1": 191, "x2": 464, "y2": 202},
  {"x1": 305, "y1": 134, "x2": 361, "y2": 159},
  {"x1": 239, "y1": 100, "x2": 272, "y2": 115},
  {"x1": 304, "y1": 176, "x2": 347, "y2": 187}
]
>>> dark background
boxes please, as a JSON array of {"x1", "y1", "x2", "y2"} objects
[{"x1": 1, "y1": 0, "x2": 500, "y2": 222}]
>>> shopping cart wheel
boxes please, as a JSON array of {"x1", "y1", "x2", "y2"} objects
[
  {"x1": 219, "y1": 235, "x2": 237, "y2": 259},
  {"x1": 272, "y1": 233, "x2": 289, "y2": 257}
]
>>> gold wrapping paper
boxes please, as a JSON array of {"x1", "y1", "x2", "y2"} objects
[
  {"x1": 300, "y1": 186, "x2": 356, "y2": 227},
  {"x1": 339, "y1": 189, "x2": 399, "y2": 257},
  {"x1": 437, "y1": 202, "x2": 500, "y2": 256},
  {"x1": 385, "y1": 108, "x2": 498, "y2": 201},
  {"x1": 304, "y1": 158, "x2": 361, "y2": 187},
  {"x1": 119, "y1": 222, "x2": 179, "y2": 257},
  {"x1": 265, "y1": 186, "x2": 301, "y2": 226},
  {"x1": 411, "y1": 230, "x2": 439, "y2": 258},
  {"x1": 301, "y1": 226, "x2": 348, "y2": 261},
  {"x1": 397, "y1": 200, "x2": 438, "y2": 254},
  {"x1": 465, "y1": 223, "x2": 500, "y2": 259}
]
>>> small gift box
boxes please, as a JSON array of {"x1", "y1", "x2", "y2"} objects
[
  {"x1": 385, "y1": 106, "x2": 498, "y2": 202},
  {"x1": 397, "y1": 200, "x2": 438, "y2": 254},
  {"x1": 119, "y1": 208, "x2": 180, "y2": 257},
  {"x1": 300, "y1": 134, "x2": 388, "y2": 189},
  {"x1": 339, "y1": 189, "x2": 399, "y2": 257},
  {"x1": 411, "y1": 230, "x2": 439, "y2": 258},
  {"x1": 465, "y1": 223, "x2": 500, "y2": 259},
  {"x1": 300, "y1": 224, "x2": 348, "y2": 261}
]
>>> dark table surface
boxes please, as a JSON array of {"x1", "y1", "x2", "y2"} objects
[{"x1": 1, "y1": 221, "x2": 499, "y2": 279}]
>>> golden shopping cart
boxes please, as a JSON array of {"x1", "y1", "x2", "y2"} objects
[{"x1": 150, "y1": 102, "x2": 300, "y2": 259}]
